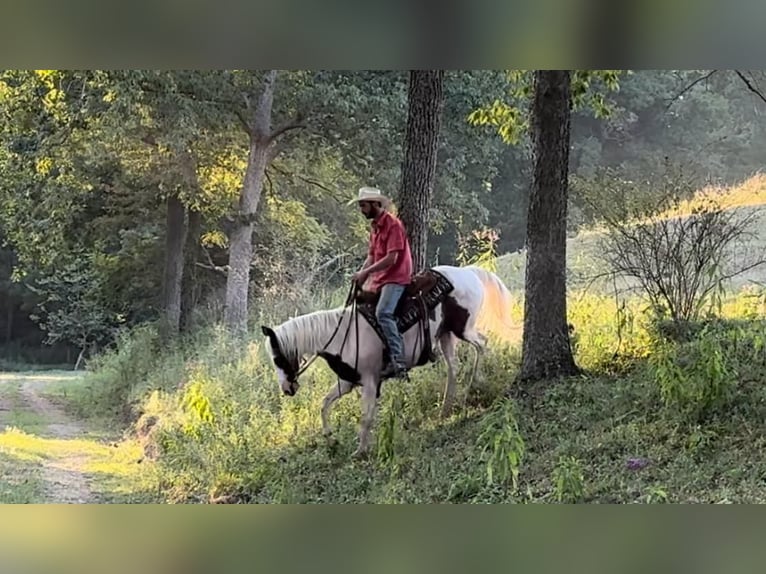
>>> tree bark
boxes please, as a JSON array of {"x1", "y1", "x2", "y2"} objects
[
  {"x1": 519, "y1": 70, "x2": 580, "y2": 383},
  {"x1": 224, "y1": 70, "x2": 277, "y2": 336},
  {"x1": 398, "y1": 70, "x2": 445, "y2": 273},
  {"x1": 161, "y1": 192, "x2": 186, "y2": 339},
  {"x1": 181, "y1": 207, "x2": 202, "y2": 331},
  {"x1": 178, "y1": 148, "x2": 202, "y2": 332},
  {"x1": 5, "y1": 301, "x2": 13, "y2": 344}
]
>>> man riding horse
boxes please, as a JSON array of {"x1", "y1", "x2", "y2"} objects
[{"x1": 349, "y1": 186, "x2": 413, "y2": 380}]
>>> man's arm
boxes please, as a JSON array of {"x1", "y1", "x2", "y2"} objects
[
  {"x1": 362, "y1": 251, "x2": 399, "y2": 275},
  {"x1": 359, "y1": 255, "x2": 373, "y2": 271},
  {"x1": 352, "y1": 251, "x2": 399, "y2": 284}
]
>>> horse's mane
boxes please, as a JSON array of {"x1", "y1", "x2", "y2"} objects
[{"x1": 274, "y1": 307, "x2": 348, "y2": 360}]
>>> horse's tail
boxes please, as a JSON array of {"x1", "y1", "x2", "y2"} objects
[{"x1": 466, "y1": 265, "x2": 520, "y2": 345}]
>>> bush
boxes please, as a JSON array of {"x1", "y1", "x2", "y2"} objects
[
  {"x1": 78, "y1": 324, "x2": 164, "y2": 421},
  {"x1": 647, "y1": 319, "x2": 766, "y2": 423},
  {"x1": 600, "y1": 196, "x2": 765, "y2": 326}
]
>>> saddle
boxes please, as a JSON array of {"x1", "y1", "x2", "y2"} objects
[{"x1": 354, "y1": 268, "x2": 454, "y2": 368}]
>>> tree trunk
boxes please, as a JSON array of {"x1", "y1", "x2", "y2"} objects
[
  {"x1": 224, "y1": 70, "x2": 278, "y2": 336},
  {"x1": 519, "y1": 70, "x2": 580, "y2": 383},
  {"x1": 181, "y1": 207, "x2": 202, "y2": 331},
  {"x1": 398, "y1": 70, "x2": 445, "y2": 273},
  {"x1": 178, "y1": 148, "x2": 202, "y2": 332},
  {"x1": 161, "y1": 192, "x2": 186, "y2": 339},
  {"x1": 5, "y1": 302, "x2": 12, "y2": 344}
]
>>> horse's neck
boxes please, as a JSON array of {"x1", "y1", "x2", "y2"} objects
[{"x1": 278, "y1": 308, "x2": 348, "y2": 358}]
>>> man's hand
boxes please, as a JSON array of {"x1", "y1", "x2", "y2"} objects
[{"x1": 352, "y1": 269, "x2": 369, "y2": 284}]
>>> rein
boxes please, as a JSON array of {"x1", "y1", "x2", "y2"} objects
[
  {"x1": 293, "y1": 280, "x2": 430, "y2": 383},
  {"x1": 293, "y1": 280, "x2": 359, "y2": 379},
  {"x1": 410, "y1": 293, "x2": 430, "y2": 367}
]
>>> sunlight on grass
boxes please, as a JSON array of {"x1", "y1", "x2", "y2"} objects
[
  {"x1": 670, "y1": 172, "x2": 766, "y2": 216},
  {"x1": 0, "y1": 427, "x2": 110, "y2": 459},
  {"x1": 0, "y1": 426, "x2": 156, "y2": 503}
]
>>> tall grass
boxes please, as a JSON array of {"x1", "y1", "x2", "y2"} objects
[{"x1": 79, "y1": 278, "x2": 766, "y2": 503}]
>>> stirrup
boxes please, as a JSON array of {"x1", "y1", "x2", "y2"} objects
[{"x1": 380, "y1": 362, "x2": 408, "y2": 380}]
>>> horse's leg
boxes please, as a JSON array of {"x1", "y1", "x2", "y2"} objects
[
  {"x1": 462, "y1": 327, "x2": 488, "y2": 394},
  {"x1": 321, "y1": 379, "x2": 354, "y2": 441},
  {"x1": 439, "y1": 332, "x2": 458, "y2": 418},
  {"x1": 352, "y1": 375, "x2": 379, "y2": 458}
]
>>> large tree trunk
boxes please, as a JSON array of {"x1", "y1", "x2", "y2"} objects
[
  {"x1": 178, "y1": 149, "x2": 202, "y2": 332},
  {"x1": 161, "y1": 192, "x2": 186, "y2": 339},
  {"x1": 5, "y1": 301, "x2": 12, "y2": 344},
  {"x1": 224, "y1": 71, "x2": 277, "y2": 335},
  {"x1": 398, "y1": 70, "x2": 445, "y2": 273},
  {"x1": 181, "y1": 207, "x2": 201, "y2": 332},
  {"x1": 519, "y1": 70, "x2": 580, "y2": 383}
]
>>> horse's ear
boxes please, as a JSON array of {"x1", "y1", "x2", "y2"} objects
[{"x1": 261, "y1": 325, "x2": 273, "y2": 337}]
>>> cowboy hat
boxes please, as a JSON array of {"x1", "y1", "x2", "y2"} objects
[{"x1": 347, "y1": 186, "x2": 392, "y2": 209}]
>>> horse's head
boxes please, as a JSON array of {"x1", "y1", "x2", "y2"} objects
[{"x1": 261, "y1": 325, "x2": 300, "y2": 396}]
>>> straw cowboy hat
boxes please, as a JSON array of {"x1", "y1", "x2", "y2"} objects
[{"x1": 347, "y1": 186, "x2": 392, "y2": 209}]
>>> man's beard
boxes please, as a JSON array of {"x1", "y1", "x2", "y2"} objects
[{"x1": 364, "y1": 208, "x2": 378, "y2": 220}]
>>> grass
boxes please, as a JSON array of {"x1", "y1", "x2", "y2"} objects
[
  {"x1": 671, "y1": 172, "x2": 766, "y2": 215},
  {"x1": 0, "y1": 451, "x2": 47, "y2": 503},
  {"x1": 70, "y1": 283, "x2": 766, "y2": 504}
]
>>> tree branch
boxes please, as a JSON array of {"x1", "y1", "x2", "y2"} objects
[
  {"x1": 666, "y1": 70, "x2": 717, "y2": 111},
  {"x1": 269, "y1": 113, "x2": 306, "y2": 144},
  {"x1": 234, "y1": 108, "x2": 252, "y2": 136},
  {"x1": 196, "y1": 248, "x2": 229, "y2": 276},
  {"x1": 735, "y1": 70, "x2": 766, "y2": 105},
  {"x1": 268, "y1": 163, "x2": 338, "y2": 196}
]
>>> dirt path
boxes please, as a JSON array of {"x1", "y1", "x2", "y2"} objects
[
  {"x1": 0, "y1": 371, "x2": 153, "y2": 504},
  {"x1": 17, "y1": 378, "x2": 93, "y2": 503}
]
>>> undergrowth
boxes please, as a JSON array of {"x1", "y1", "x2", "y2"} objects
[{"x1": 78, "y1": 280, "x2": 766, "y2": 503}]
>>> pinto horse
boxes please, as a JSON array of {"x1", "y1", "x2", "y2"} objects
[{"x1": 261, "y1": 265, "x2": 518, "y2": 457}]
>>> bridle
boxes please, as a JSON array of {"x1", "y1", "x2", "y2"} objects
[{"x1": 291, "y1": 280, "x2": 360, "y2": 381}]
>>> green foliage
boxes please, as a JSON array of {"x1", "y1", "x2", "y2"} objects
[
  {"x1": 552, "y1": 455, "x2": 585, "y2": 503},
  {"x1": 456, "y1": 227, "x2": 499, "y2": 271},
  {"x1": 647, "y1": 320, "x2": 766, "y2": 424},
  {"x1": 79, "y1": 324, "x2": 164, "y2": 420},
  {"x1": 27, "y1": 254, "x2": 126, "y2": 350},
  {"x1": 477, "y1": 399, "x2": 525, "y2": 492},
  {"x1": 467, "y1": 99, "x2": 528, "y2": 145},
  {"x1": 566, "y1": 292, "x2": 653, "y2": 374},
  {"x1": 181, "y1": 377, "x2": 216, "y2": 429},
  {"x1": 468, "y1": 70, "x2": 624, "y2": 145},
  {"x1": 643, "y1": 486, "x2": 669, "y2": 504},
  {"x1": 376, "y1": 386, "x2": 405, "y2": 468}
]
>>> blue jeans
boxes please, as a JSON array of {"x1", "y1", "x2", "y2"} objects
[{"x1": 376, "y1": 283, "x2": 406, "y2": 367}]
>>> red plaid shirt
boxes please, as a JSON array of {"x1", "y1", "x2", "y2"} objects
[{"x1": 366, "y1": 211, "x2": 413, "y2": 292}]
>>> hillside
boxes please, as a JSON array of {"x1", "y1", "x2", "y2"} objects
[
  {"x1": 496, "y1": 173, "x2": 766, "y2": 296},
  {"x1": 59, "y1": 174, "x2": 766, "y2": 504}
]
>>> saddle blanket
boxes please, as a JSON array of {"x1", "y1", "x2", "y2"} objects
[{"x1": 356, "y1": 268, "x2": 454, "y2": 347}]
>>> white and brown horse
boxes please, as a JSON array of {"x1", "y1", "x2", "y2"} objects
[{"x1": 261, "y1": 265, "x2": 517, "y2": 457}]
